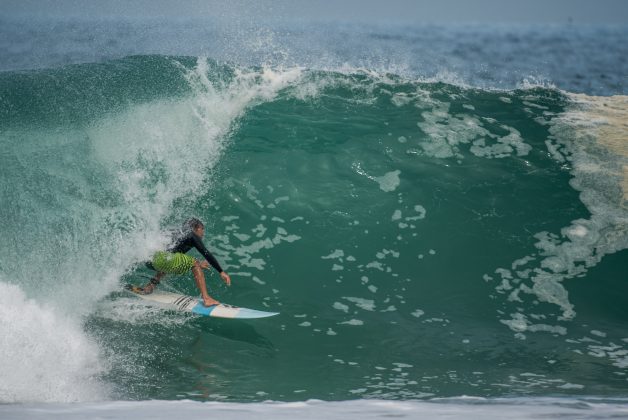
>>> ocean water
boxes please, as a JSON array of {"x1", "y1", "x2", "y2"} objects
[{"x1": 0, "y1": 15, "x2": 627, "y2": 418}]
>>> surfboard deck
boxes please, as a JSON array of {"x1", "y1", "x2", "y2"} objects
[{"x1": 124, "y1": 285, "x2": 279, "y2": 319}]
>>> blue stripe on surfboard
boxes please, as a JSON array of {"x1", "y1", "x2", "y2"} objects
[
  {"x1": 191, "y1": 302, "x2": 218, "y2": 317},
  {"x1": 190, "y1": 301, "x2": 279, "y2": 319}
]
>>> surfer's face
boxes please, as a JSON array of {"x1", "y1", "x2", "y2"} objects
[{"x1": 194, "y1": 226, "x2": 205, "y2": 238}]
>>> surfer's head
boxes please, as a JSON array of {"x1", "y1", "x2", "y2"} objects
[{"x1": 184, "y1": 218, "x2": 205, "y2": 237}]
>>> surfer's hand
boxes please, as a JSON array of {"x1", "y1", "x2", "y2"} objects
[
  {"x1": 220, "y1": 271, "x2": 231, "y2": 286},
  {"x1": 199, "y1": 260, "x2": 210, "y2": 270}
]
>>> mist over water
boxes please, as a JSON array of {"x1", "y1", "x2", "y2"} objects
[
  {"x1": 1, "y1": 16, "x2": 627, "y2": 94},
  {"x1": 0, "y1": 12, "x2": 627, "y2": 418}
]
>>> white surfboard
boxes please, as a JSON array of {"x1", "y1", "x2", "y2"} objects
[{"x1": 125, "y1": 286, "x2": 279, "y2": 319}]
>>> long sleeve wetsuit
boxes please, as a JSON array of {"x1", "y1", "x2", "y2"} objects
[{"x1": 168, "y1": 231, "x2": 224, "y2": 273}]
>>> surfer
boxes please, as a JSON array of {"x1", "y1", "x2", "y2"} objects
[{"x1": 131, "y1": 218, "x2": 231, "y2": 307}]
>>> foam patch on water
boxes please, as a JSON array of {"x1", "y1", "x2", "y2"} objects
[
  {"x1": 499, "y1": 312, "x2": 567, "y2": 338},
  {"x1": 470, "y1": 126, "x2": 531, "y2": 159},
  {"x1": 352, "y1": 163, "x2": 401, "y2": 192},
  {"x1": 411, "y1": 309, "x2": 425, "y2": 318},
  {"x1": 373, "y1": 170, "x2": 402, "y2": 192},
  {"x1": 343, "y1": 297, "x2": 376, "y2": 311},
  {"x1": 492, "y1": 93, "x2": 628, "y2": 337},
  {"x1": 340, "y1": 319, "x2": 364, "y2": 326},
  {"x1": 333, "y1": 302, "x2": 349, "y2": 313},
  {"x1": 415, "y1": 96, "x2": 532, "y2": 160},
  {"x1": 216, "y1": 219, "x2": 302, "y2": 273},
  {"x1": 587, "y1": 342, "x2": 628, "y2": 369},
  {"x1": 322, "y1": 250, "x2": 345, "y2": 260}
]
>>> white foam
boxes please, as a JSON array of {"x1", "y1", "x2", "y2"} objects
[
  {"x1": 558, "y1": 383, "x2": 585, "y2": 390},
  {"x1": 500, "y1": 312, "x2": 567, "y2": 336},
  {"x1": 413, "y1": 205, "x2": 427, "y2": 219},
  {"x1": 499, "y1": 313, "x2": 528, "y2": 332},
  {"x1": 491, "y1": 93, "x2": 628, "y2": 333},
  {"x1": 322, "y1": 250, "x2": 345, "y2": 260},
  {"x1": 333, "y1": 302, "x2": 349, "y2": 313},
  {"x1": 416, "y1": 96, "x2": 532, "y2": 160},
  {"x1": 411, "y1": 309, "x2": 425, "y2": 318},
  {"x1": 366, "y1": 261, "x2": 385, "y2": 271},
  {"x1": 470, "y1": 126, "x2": 531, "y2": 159},
  {"x1": 585, "y1": 339, "x2": 628, "y2": 368},
  {"x1": 343, "y1": 297, "x2": 376, "y2": 311},
  {"x1": 352, "y1": 163, "x2": 401, "y2": 192},
  {"x1": 417, "y1": 102, "x2": 487, "y2": 159},
  {"x1": 252, "y1": 276, "x2": 266, "y2": 285},
  {"x1": 340, "y1": 319, "x2": 364, "y2": 326},
  {"x1": 234, "y1": 233, "x2": 251, "y2": 241},
  {"x1": 373, "y1": 170, "x2": 402, "y2": 192},
  {"x1": 0, "y1": 282, "x2": 105, "y2": 403}
]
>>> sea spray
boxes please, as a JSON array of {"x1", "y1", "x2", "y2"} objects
[
  {"x1": 0, "y1": 57, "x2": 302, "y2": 402},
  {"x1": 0, "y1": 282, "x2": 105, "y2": 402}
]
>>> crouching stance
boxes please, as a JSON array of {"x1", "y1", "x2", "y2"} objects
[{"x1": 131, "y1": 218, "x2": 231, "y2": 307}]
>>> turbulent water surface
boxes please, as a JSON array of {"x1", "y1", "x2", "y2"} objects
[{"x1": 0, "y1": 15, "x2": 627, "y2": 418}]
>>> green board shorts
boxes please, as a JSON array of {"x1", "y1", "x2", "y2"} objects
[{"x1": 152, "y1": 251, "x2": 196, "y2": 275}]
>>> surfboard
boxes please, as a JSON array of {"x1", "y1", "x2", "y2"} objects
[{"x1": 125, "y1": 286, "x2": 279, "y2": 319}]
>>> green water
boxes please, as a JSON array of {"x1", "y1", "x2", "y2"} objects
[{"x1": 0, "y1": 56, "x2": 627, "y2": 402}]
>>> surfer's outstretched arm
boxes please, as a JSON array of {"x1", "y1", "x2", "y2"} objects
[{"x1": 191, "y1": 234, "x2": 231, "y2": 286}]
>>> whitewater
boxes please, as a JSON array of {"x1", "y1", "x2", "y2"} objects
[{"x1": 0, "y1": 14, "x2": 627, "y2": 419}]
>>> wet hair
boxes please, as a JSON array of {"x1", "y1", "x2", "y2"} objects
[{"x1": 184, "y1": 218, "x2": 204, "y2": 232}]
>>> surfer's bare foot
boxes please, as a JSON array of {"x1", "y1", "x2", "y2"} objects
[
  {"x1": 127, "y1": 285, "x2": 148, "y2": 294},
  {"x1": 125, "y1": 284, "x2": 145, "y2": 294},
  {"x1": 140, "y1": 279, "x2": 160, "y2": 295},
  {"x1": 203, "y1": 297, "x2": 219, "y2": 307},
  {"x1": 137, "y1": 284, "x2": 150, "y2": 294}
]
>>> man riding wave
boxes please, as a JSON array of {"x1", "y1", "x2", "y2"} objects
[{"x1": 128, "y1": 218, "x2": 231, "y2": 307}]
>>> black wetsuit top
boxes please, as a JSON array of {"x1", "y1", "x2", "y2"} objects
[{"x1": 168, "y1": 231, "x2": 224, "y2": 273}]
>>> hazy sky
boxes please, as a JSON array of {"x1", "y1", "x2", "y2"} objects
[{"x1": 2, "y1": 0, "x2": 628, "y2": 24}]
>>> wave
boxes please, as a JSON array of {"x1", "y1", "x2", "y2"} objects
[
  {"x1": 0, "y1": 55, "x2": 626, "y2": 402},
  {"x1": 0, "y1": 56, "x2": 302, "y2": 401}
]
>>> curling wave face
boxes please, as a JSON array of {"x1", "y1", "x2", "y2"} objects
[{"x1": 0, "y1": 54, "x2": 626, "y2": 403}]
